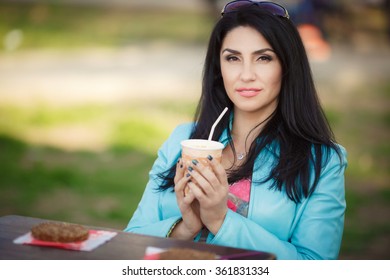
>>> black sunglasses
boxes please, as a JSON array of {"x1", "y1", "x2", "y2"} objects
[{"x1": 221, "y1": 0, "x2": 290, "y2": 19}]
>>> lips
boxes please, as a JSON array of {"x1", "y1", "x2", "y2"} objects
[{"x1": 236, "y1": 88, "x2": 261, "y2": 97}]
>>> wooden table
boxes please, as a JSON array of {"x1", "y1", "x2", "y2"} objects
[{"x1": 0, "y1": 215, "x2": 275, "y2": 260}]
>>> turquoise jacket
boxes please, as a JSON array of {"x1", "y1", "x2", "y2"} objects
[{"x1": 124, "y1": 123, "x2": 347, "y2": 260}]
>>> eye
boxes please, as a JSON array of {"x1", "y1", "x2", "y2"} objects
[
  {"x1": 225, "y1": 55, "x2": 240, "y2": 62},
  {"x1": 257, "y1": 55, "x2": 272, "y2": 62}
]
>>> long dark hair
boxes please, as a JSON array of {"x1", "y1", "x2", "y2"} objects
[{"x1": 158, "y1": 7, "x2": 341, "y2": 203}]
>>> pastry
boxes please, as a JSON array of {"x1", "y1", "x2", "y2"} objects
[{"x1": 31, "y1": 222, "x2": 89, "y2": 243}]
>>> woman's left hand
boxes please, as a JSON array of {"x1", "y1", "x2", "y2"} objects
[{"x1": 186, "y1": 157, "x2": 229, "y2": 235}]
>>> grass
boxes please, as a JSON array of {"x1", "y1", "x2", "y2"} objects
[
  {"x1": 0, "y1": 101, "x2": 195, "y2": 229},
  {"x1": 0, "y1": 2, "x2": 389, "y2": 260},
  {"x1": 0, "y1": 141, "x2": 152, "y2": 228},
  {"x1": 326, "y1": 81, "x2": 390, "y2": 259}
]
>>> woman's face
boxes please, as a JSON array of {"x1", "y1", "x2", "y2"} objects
[{"x1": 220, "y1": 25, "x2": 282, "y2": 118}]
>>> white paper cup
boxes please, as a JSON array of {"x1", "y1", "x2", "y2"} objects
[
  {"x1": 180, "y1": 139, "x2": 224, "y2": 167},
  {"x1": 181, "y1": 139, "x2": 224, "y2": 196}
]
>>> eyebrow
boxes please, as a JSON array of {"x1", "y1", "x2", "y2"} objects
[{"x1": 221, "y1": 48, "x2": 275, "y2": 55}]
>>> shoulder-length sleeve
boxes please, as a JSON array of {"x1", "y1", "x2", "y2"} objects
[
  {"x1": 208, "y1": 145, "x2": 347, "y2": 260},
  {"x1": 123, "y1": 123, "x2": 193, "y2": 237}
]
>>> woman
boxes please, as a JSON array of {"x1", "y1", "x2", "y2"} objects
[{"x1": 124, "y1": 1, "x2": 347, "y2": 260}]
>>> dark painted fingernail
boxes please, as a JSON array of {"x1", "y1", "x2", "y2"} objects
[
  {"x1": 180, "y1": 164, "x2": 183, "y2": 168},
  {"x1": 188, "y1": 166, "x2": 193, "y2": 172},
  {"x1": 207, "y1": 155, "x2": 213, "y2": 161},
  {"x1": 192, "y1": 159, "x2": 198, "y2": 165},
  {"x1": 186, "y1": 173, "x2": 191, "y2": 177}
]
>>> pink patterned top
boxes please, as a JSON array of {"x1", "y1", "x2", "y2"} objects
[{"x1": 227, "y1": 179, "x2": 251, "y2": 217}]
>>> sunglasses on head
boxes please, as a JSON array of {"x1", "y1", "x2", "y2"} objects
[{"x1": 221, "y1": 0, "x2": 290, "y2": 19}]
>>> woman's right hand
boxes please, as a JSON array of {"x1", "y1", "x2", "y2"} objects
[{"x1": 170, "y1": 158, "x2": 203, "y2": 240}]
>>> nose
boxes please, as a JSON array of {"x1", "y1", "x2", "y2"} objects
[{"x1": 240, "y1": 62, "x2": 256, "y2": 82}]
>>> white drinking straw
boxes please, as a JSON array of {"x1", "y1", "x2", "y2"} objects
[{"x1": 208, "y1": 107, "x2": 228, "y2": 141}]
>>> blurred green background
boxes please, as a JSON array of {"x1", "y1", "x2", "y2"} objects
[{"x1": 0, "y1": 0, "x2": 389, "y2": 259}]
